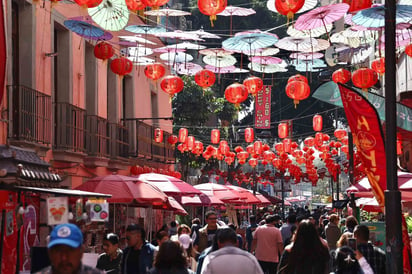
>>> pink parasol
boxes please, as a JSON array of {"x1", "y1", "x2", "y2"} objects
[
  {"x1": 155, "y1": 31, "x2": 204, "y2": 41},
  {"x1": 134, "y1": 173, "x2": 202, "y2": 196},
  {"x1": 153, "y1": 46, "x2": 186, "y2": 53},
  {"x1": 295, "y1": 3, "x2": 350, "y2": 41},
  {"x1": 174, "y1": 62, "x2": 203, "y2": 76},
  {"x1": 290, "y1": 52, "x2": 324, "y2": 60},
  {"x1": 225, "y1": 185, "x2": 261, "y2": 204},
  {"x1": 275, "y1": 37, "x2": 318, "y2": 52},
  {"x1": 249, "y1": 56, "x2": 283, "y2": 64},
  {"x1": 199, "y1": 48, "x2": 234, "y2": 56},
  {"x1": 217, "y1": 6, "x2": 256, "y2": 35},
  {"x1": 194, "y1": 183, "x2": 243, "y2": 202},
  {"x1": 204, "y1": 65, "x2": 236, "y2": 73},
  {"x1": 185, "y1": 28, "x2": 222, "y2": 39}
]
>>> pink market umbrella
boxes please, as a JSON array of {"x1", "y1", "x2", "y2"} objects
[
  {"x1": 356, "y1": 197, "x2": 382, "y2": 212},
  {"x1": 153, "y1": 197, "x2": 188, "y2": 215},
  {"x1": 251, "y1": 191, "x2": 271, "y2": 205},
  {"x1": 217, "y1": 5, "x2": 256, "y2": 36},
  {"x1": 134, "y1": 173, "x2": 202, "y2": 196},
  {"x1": 295, "y1": 3, "x2": 350, "y2": 41},
  {"x1": 181, "y1": 194, "x2": 224, "y2": 206},
  {"x1": 194, "y1": 183, "x2": 242, "y2": 202},
  {"x1": 347, "y1": 171, "x2": 412, "y2": 193},
  {"x1": 75, "y1": 174, "x2": 167, "y2": 205},
  {"x1": 225, "y1": 185, "x2": 261, "y2": 204}
]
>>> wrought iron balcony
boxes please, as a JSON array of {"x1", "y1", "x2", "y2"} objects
[
  {"x1": 85, "y1": 115, "x2": 109, "y2": 158},
  {"x1": 8, "y1": 85, "x2": 52, "y2": 145}
]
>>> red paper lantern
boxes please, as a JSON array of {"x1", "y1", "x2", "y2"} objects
[
  {"x1": 275, "y1": 0, "x2": 305, "y2": 20},
  {"x1": 167, "y1": 135, "x2": 178, "y2": 145},
  {"x1": 245, "y1": 128, "x2": 254, "y2": 143},
  {"x1": 285, "y1": 80, "x2": 310, "y2": 108},
  {"x1": 278, "y1": 123, "x2": 288, "y2": 139},
  {"x1": 254, "y1": 141, "x2": 263, "y2": 155},
  {"x1": 110, "y1": 57, "x2": 133, "y2": 76},
  {"x1": 160, "y1": 75, "x2": 184, "y2": 97},
  {"x1": 211, "y1": 129, "x2": 220, "y2": 144},
  {"x1": 397, "y1": 139, "x2": 402, "y2": 155},
  {"x1": 141, "y1": 0, "x2": 169, "y2": 9},
  {"x1": 195, "y1": 69, "x2": 216, "y2": 89},
  {"x1": 144, "y1": 63, "x2": 165, "y2": 81},
  {"x1": 288, "y1": 74, "x2": 308, "y2": 84},
  {"x1": 371, "y1": 57, "x2": 385, "y2": 76},
  {"x1": 283, "y1": 138, "x2": 291, "y2": 153},
  {"x1": 225, "y1": 83, "x2": 248, "y2": 107},
  {"x1": 315, "y1": 132, "x2": 323, "y2": 147},
  {"x1": 125, "y1": 0, "x2": 146, "y2": 12},
  {"x1": 304, "y1": 137, "x2": 315, "y2": 147},
  {"x1": 74, "y1": 0, "x2": 102, "y2": 8},
  {"x1": 179, "y1": 128, "x2": 188, "y2": 143},
  {"x1": 243, "y1": 76, "x2": 263, "y2": 96},
  {"x1": 263, "y1": 151, "x2": 275, "y2": 161},
  {"x1": 332, "y1": 68, "x2": 351, "y2": 84},
  {"x1": 313, "y1": 115, "x2": 323, "y2": 132},
  {"x1": 198, "y1": 0, "x2": 227, "y2": 27},
  {"x1": 248, "y1": 158, "x2": 258, "y2": 168},
  {"x1": 94, "y1": 42, "x2": 114, "y2": 61},
  {"x1": 352, "y1": 68, "x2": 378, "y2": 91},
  {"x1": 187, "y1": 136, "x2": 195, "y2": 151},
  {"x1": 343, "y1": 0, "x2": 372, "y2": 12},
  {"x1": 334, "y1": 129, "x2": 347, "y2": 140},
  {"x1": 154, "y1": 128, "x2": 163, "y2": 143},
  {"x1": 406, "y1": 44, "x2": 412, "y2": 57}
]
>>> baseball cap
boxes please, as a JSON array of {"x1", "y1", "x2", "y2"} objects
[
  {"x1": 48, "y1": 223, "x2": 83, "y2": 249},
  {"x1": 178, "y1": 234, "x2": 192, "y2": 249}
]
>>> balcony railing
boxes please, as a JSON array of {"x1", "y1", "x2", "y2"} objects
[
  {"x1": 124, "y1": 120, "x2": 175, "y2": 163},
  {"x1": 108, "y1": 122, "x2": 129, "y2": 158},
  {"x1": 54, "y1": 102, "x2": 86, "y2": 153},
  {"x1": 8, "y1": 85, "x2": 52, "y2": 145},
  {"x1": 85, "y1": 115, "x2": 109, "y2": 158}
]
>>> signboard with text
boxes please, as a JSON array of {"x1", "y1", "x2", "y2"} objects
[{"x1": 255, "y1": 85, "x2": 271, "y2": 129}]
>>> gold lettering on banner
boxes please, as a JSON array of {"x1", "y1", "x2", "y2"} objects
[{"x1": 357, "y1": 115, "x2": 370, "y2": 131}]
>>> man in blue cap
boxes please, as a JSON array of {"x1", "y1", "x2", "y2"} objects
[{"x1": 35, "y1": 223, "x2": 102, "y2": 274}]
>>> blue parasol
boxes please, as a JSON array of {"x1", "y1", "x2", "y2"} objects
[
  {"x1": 222, "y1": 32, "x2": 278, "y2": 53},
  {"x1": 352, "y1": 4, "x2": 412, "y2": 28},
  {"x1": 63, "y1": 20, "x2": 108, "y2": 40},
  {"x1": 294, "y1": 59, "x2": 326, "y2": 72},
  {"x1": 125, "y1": 25, "x2": 167, "y2": 35}
]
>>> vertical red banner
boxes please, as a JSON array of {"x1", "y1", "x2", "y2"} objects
[
  {"x1": 338, "y1": 84, "x2": 412, "y2": 273},
  {"x1": 255, "y1": 85, "x2": 271, "y2": 129}
]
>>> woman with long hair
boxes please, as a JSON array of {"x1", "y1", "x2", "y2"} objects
[
  {"x1": 277, "y1": 220, "x2": 330, "y2": 274},
  {"x1": 149, "y1": 240, "x2": 194, "y2": 274}
]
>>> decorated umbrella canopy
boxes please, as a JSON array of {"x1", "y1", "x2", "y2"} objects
[
  {"x1": 203, "y1": 54, "x2": 237, "y2": 68},
  {"x1": 294, "y1": 3, "x2": 350, "y2": 41},
  {"x1": 144, "y1": 8, "x2": 191, "y2": 30},
  {"x1": 248, "y1": 63, "x2": 287, "y2": 73},
  {"x1": 301, "y1": 38, "x2": 330, "y2": 53},
  {"x1": 217, "y1": 5, "x2": 256, "y2": 35},
  {"x1": 266, "y1": 0, "x2": 318, "y2": 15},
  {"x1": 75, "y1": 174, "x2": 167, "y2": 204},
  {"x1": 166, "y1": 42, "x2": 207, "y2": 50},
  {"x1": 181, "y1": 194, "x2": 225, "y2": 206},
  {"x1": 174, "y1": 62, "x2": 203, "y2": 76},
  {"x1": 351, "y1": 4, "x2": 412, "y2": 28},
  {"x1": 290, "y1": 52, "x2": 324, "y2": 60},
  {"x1": 134, "y1": 173, "x2": 202, "y2": 196},
  {"x1": 118, "y1": 35, "x2": 158, "y2": 45},
  {"x1": 153, "y1": 46, "x2": 186, "y2": 54},
  {"x1": 294, "y1": 59, "x2": 327, "y2": 72},
  {"x1": 249, "y1": 191, "x2": 271, "y2": 205},
  {"x1": 356, "y1": 197, "x2": 382, "y2": 212},
  {"x1": 125, "y1": 25, "x2": 167, "y2": 35},
  {"x1": 249, "y1": 56, "x2": 283, "y2": 65},
  {"x1": 63, "y1": 20, "x2": 108, "y2": 40},
  {"x1": 88, "y1": 0, "x2": 129, "y2": 31},
  {"x1": 154, "y1": 30, "x2": 204, "y2": 41},
  {"x1": 199, "y1": 48, "x2": 234, "y2": 56},
  {"x1": 222, "y1": 31, "x2": 279, "y2": 53},
  {"x1": 185, "y1": 28, "x2": 222, "y2": 39},
  {"x1": 160, "y1": 52, "x2": 193, "y2": 63},
  {"x1": 204, "y1": 65, "x2": 236, "y2": 74},
  {"x1": 131, "y1": 56, "x2": 155, "y2": 65},
  {"x1": 194, "y1": 183, "x2": 242, "y2": 202},
  {"x1": 275, "y1": 37, "x2": 318, "y2": 52},
  {"x1": 239, "y1": 47, "x2": 280, "y2": 56},
  {"x1": 330, "y1": 31, "x2": 361, "y2": 48},
  {"x1": 120, "y1": 46, "x2": 153, "y2": 57},
  {"x1": 287, "y1": 23, "x2": 333, "y2": 38}
]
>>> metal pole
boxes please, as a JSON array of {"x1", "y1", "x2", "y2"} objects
[
  {"x1": 385, "y1": 0, "x2": 403, "y2": 271},
  {"x1": 281, "y1": 174, "x2": 285, "y2": 220},
  {"x1": 348, "y1": 129, "x2": 354, "y2": 186},
  {"x1": 253, "y1": 167, "x2": 257, "y2": 214}
]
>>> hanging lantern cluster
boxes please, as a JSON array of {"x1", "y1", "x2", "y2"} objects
[
  {"x1": 332, "y1": 68, "x2": 351, "y2": 84},
  {"x1": 110, "y1": 57, "x2": 133, "y2": 76},
  {"x1": 285, "y1": 74, "x2": 310, "y2": 108},
  {"x1": 160, "y1": 75, "x2": 184, "y2": 97},
  {"x1": 225, "y1": 83, "x2": 248, "y2": 108},
  {"x1": 144, "y1": 63, "x2": 166, "y2": 81},
  {"x1": 243, "y1": 76, "x2": 263, "y2": 97},
  {"x1": 351, "y1": 68, "x2": 378, "y2": 92},
  {"x1": 197, "y1": 0, "x2": 227, "y2": 27},
  {"x1": 94, "y1": 42, "x2": 114, "y2": 61}
]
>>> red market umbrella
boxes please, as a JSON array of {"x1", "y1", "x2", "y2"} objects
[
  {"x1": 181, "y1": 194, "x2": 224, "y2": 206},
  {"x1": 75, "y1": 174, "x2": 167, "y2": 205},
  {"x1": 134, "y1": 173, "x2": 202, "y2": 196},
  {"x1": 153, "y1": 197, "x2": 188, "y2": 215},
  {"x1": 194, "y1": 183, "x2": 242, "y2": 202},
  {"x1": 225, "y1": 185, "x2": 261, "y2": 204},
  {"x1": 346, "y1": 171, "x2": 412, "y2": 193},
  {"x1": 248, "y1": 190, "x2": 272, "y2": 205}
]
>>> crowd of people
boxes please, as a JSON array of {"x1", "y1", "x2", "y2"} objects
[{"x1": 35, "y1": 208, "x2": 386, "y2": 274}]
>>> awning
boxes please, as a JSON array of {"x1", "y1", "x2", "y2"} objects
[{"x1": 12, "y1": 186, "x2": 112, "y2": 198}]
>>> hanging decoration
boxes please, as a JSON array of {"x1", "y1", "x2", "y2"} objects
[
  {"x1": 154, "y1": 128, "x2": 163, "y2": 143},
  {"x1": 195, "y1": 69, "x2": 216, "y2": 89},
  {"x1": 144, "y1": 63, "x2": 166, "y2": 81},
  {"x1": 278, "y1": 123, "x2": 288, "y2": 139},
  {"x1": 94, "y1": 41, "x2": 114, "y2": 61},
  {"x1": 332, "y1": 68, "x2": 351, "y2": 84},
  {"x1": 198, "y1": 0, "x2": 228, "y2": 27},
  {"x1": 125, "y1": 0, "x2": 146, "y2": 13},
  {"x1": 285, "y1": 80, "x2": 310, "y2": 108},
  {"x1": 351, "y1": 68, "x2": 378, "y2": 92},
  {"x1": 343, "y1": 0, "x2": 372, "y2": 13},
  {"x1": 211, "y1": 129, "x2": 220, "y2": 144},
  {"x1": 245, "y1": 127, "x2": 254, "y2": 143},
  {"x1": 167, "y1": 135, "x2": 178, "y2": 145},
  {"x1": 288, "y1": 74, "x2": 308, "y2": 83},
  {"x1": 224, "y1": 83, "x2": 248, "y2": 108},
  {"x1": 406, "y1": 44, "x2": 412, "y2": 57},
  {"x1": 371, "y1": 57, "x2": 385, "y2": 76},
  {"x1": 141, "y1": 0, "x2": 169, "y2": 9},
  {"x1": 160, "y1": 75, "x2": 184, "y2": 97},
  {"x1": 243, "y1": 76, "x2": 263, "y2": 96},
  {"x1": 110, "y1": 57, "x2": 133, "y2": 76},
  {"x1": 178, "y1": 128, "x2": 188, "y2": 143},
  {"x1": 75, "y1": 0, "x2": 103, "y2": 9},
  {"x1": 275, "y1": 0, "x2": 305, "y2": 21},
  {"x1": 313, "y1": 115, "x2": 323, "y2": 131}
]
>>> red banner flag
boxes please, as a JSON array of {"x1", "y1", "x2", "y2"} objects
[
  {"x1": 255, "y1": 85, "x2": 271, "y2": 129},
  {"x1": 338, "y1": 84, "x2": 412, "y2": 273}
]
